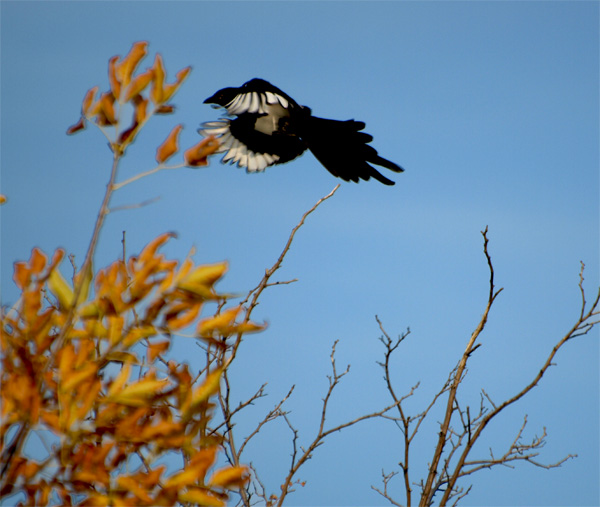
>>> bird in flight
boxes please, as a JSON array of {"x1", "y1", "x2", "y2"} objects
[{"x1": 200, "y1": 78, "x2": 404, "y2": 185}]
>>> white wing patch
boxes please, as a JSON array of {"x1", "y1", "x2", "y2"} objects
[
  {"x1": 199, "y1": 120, "x2": 280, "y2": 172},
  {"x1": 223, "y1": 91, "x2": 291, "y2": 116}
]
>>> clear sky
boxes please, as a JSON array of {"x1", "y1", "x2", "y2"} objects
[{"x1": 1, "y1": 1, "x2": 598, "y2": 506}]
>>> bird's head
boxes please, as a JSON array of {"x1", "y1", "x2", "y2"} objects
[{"x1": 203, "y1": 87, "x2": 239, "y2": 108}]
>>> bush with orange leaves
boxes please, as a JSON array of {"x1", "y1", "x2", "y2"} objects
[{"x1": 0, "y1": 42, "x2": 255, "y2": 506}]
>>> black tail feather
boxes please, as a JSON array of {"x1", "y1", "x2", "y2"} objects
[{"x1": 299, "y1": 116, "x2": 403, "y2": 185}]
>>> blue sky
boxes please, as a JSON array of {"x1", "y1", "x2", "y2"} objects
[{"x1": 1, "y1": 1, "x2": 598, "y2": 506}]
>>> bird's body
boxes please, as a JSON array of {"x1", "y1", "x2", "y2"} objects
[{"x1": 200, "y1": 78, "x2": 403, "y2": 185}]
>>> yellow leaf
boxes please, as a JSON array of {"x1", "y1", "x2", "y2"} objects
[
  {"x1": 107, "y1": 364, "x2": 132, "y2": 398},
  {"x1": 178, "y1": 488, "x2": 224, "y2": 507},
  {"x1": 108, "y1": 56, "x2": 121, "y2": 99},
  {"x1": 116, "y1": 476, "x2": 153, "y2": 503},
  {"x1": 48, "y1": 268, "x2": 74, "y2": 309},
  {"x1": 235, "y1": 321, "x2": 267, "y2": 335},
  {"x1": 74, "y1": 261, "x2": 94, "y2": 306},
  {"x1": 82, "y1": 86, "x2": 99, "y2": 115},
  {"x1": 123, "y1": 325, "x2": 157, "y2": 347},
  {"x1": 177, "y1": 261, "x2": 228, "y2": 296},
  {"x1": 209, "y1": 466, "x2": 249, "y2": 489},
  {"x1": 198, "y1": 306, "x2": 241, "y2": 337},
  {"x1": 190, "y1": 367, "x2": 223, "y2": 409},
  {"x1": 110, "y1": 376, "x2": 170, "y2": 406},
  {"x1": 164, "y1": 467, "x2": 202, "y2": 489},
  {"x1": 108, "y1": 315, "x2": 125, "y2": 346},
  {"x1": 62, "y1": 363, "x2": 98, "y2": 391},
  {"x1": 147, "y1": 340, "x2": 170, "y2": 363},
  {"x1": 79, "y1": 301, "x2": 101, "y2": 318},
  {"x1": 150, "y1": 53, "x2": 165, "y2": 104}
]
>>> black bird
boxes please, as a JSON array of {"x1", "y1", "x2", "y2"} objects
[{"x1": 200, "y1": 78, "x2": 404, "y2": 185}]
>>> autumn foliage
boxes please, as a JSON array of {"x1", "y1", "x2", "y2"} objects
[
  {"x1": 1, "y1": 231, "x2": 263, "y2": 505},
  {"x1": 1, "y1": 43, "x2": 255, "y2": 506}
]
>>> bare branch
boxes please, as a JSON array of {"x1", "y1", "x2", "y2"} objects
[
  {"x1": 275, "y1": 340, "x2": 403, "y2": 507},
  {"x1": 436, "y1": 249, "x2": 599, "y2": 505},
  {"x1": 238, "y1": 385, "x2": 296, "y2": 457},
  {"x1": 372, "y1": 470, "x2": 404, "y2": 507},
  {"x1": 420, "y1": 227, "x2": 502, "y2": 506}
]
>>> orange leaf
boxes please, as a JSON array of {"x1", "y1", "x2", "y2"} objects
[
  {"x1": 66, "y1": 117, "x2": 86, "y2": 135},
  {"x1": 108, "y1": 56, "x2": 121, "y2": 99},
  {"x1": 107, "y1": 364, "x2": 132, "y2": 398},
  {"x1": 150, "y1": 53, "x2": 165, "y2": 104},
  {"x1": 156, "y1": 124, "x2": 182, "y2": 164},
  {"x1": 29, "y1": 248, "x2": 47, "y2": 274},
  {"x1": 155, "y1": 104, "x2": 175, "y2": 114},
  {"x1": 144, "y1": 465, "x2": 166, "y2": 488},
  {"x1": 62, "y1": 363, "x2": 98, "y2": 392},
  {"x1": 108, "y1": 315, "x2": 125, "y2": 346},
  {"x1": 67, "y1": 86, "x2": 98, "y2": 135},
  {"x1": 235, "y1": 321, "x2": 267, "y2": 334},
  {"x1": 164, "y1": 467, "x2": 202, "y2": 489},
  {"x1": 117, "y1": 121, "x2": 139, "y2": 145},
  {"x1": 184, "y1": 136, "x2": 220, "y2": 167},
  {"x1": 109, "y1": 376, "x2": 170, "y2": 406},
  {"x1": 209, "y1": 466, "x2": 250, "y2": 489},
  {"x1": 138, "y1": 232, "x2": 176, "y2": 264},
  {"x1": 134, "y1": 96, "x2": 148, "y2": 123},
  {"x1": 188, "y1": 447, "x2": 218, "y2": 477},
  {"x1": 165, "y1": 302, "x2": 202, "y2": 331},
  {"x1": 123, "y1": 69, "x2": 154, "y2": 102},
  {"x1": 115, "y1": 41, "x2": 148, "y2": 88},
  {"x1": 165, "y1": 447, "x2": 217, "y2": 488},
  {"x1": 178, "y1": 488, "x2": 225, "y2": 507},
  {"x1": 116, "y1": 476, "x2": 153, "y2": 503},
  {"x1": 189, "y1": 367, "x2": 224, "y2": 409},
  {"x1": 176, "y1": 66, "x2": 192, "y2": 84},
  {"x1": 13, "y1": 261, "x2": 29, "y2": 289},
  {"x1": 161, "y1": 66, "x2": 191, "y2": 103},
  {"x1": 123, "y1": 325, "x2": 157, "y2": 347},
  {"x1": 198, "y1": 306, "x2": 241, "y2": 337},
  {"x1": 82, "y1": 86, "x2": 99, "y2": 115},
  {"x1": 178, "y1": 261, "x2": 228, "y2": 290},
  {"x1": 147, "y1": 339, "x2": 170, "y2": 362},
  {"x1": 91, "y1": 92, "x2": 117, "y2": 125},
  {"x1": 48, "y1": 248, "x2": 65, "y2": 274},
  {"x1": 59, "y1": 343, "x2": 76, "y2": 377}
]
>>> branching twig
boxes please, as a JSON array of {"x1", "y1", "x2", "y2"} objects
[
  {"x1": 275, "y1": 340, "x2": 403, "y2": 507},
  {"x1": 420, "y1": 227, "x2": 502, "y2": 506},
  {"x1": 215, "y1": 186, "x2": 340, "y2": 507}
]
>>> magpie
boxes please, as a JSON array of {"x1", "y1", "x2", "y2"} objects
[{"x1": 200, "y1": 78, "x2": 404, "y2": 185}]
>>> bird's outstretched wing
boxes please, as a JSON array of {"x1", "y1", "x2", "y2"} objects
[
  {"x1": 200, "y1": 79, "x2": 307, "y2": 172},
  {"x1": 300, "y1": 117, "x2": 404, "y2": 186},
  {"x1": 204, "y1": 78, "x2": 300, "y2": 116}
]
